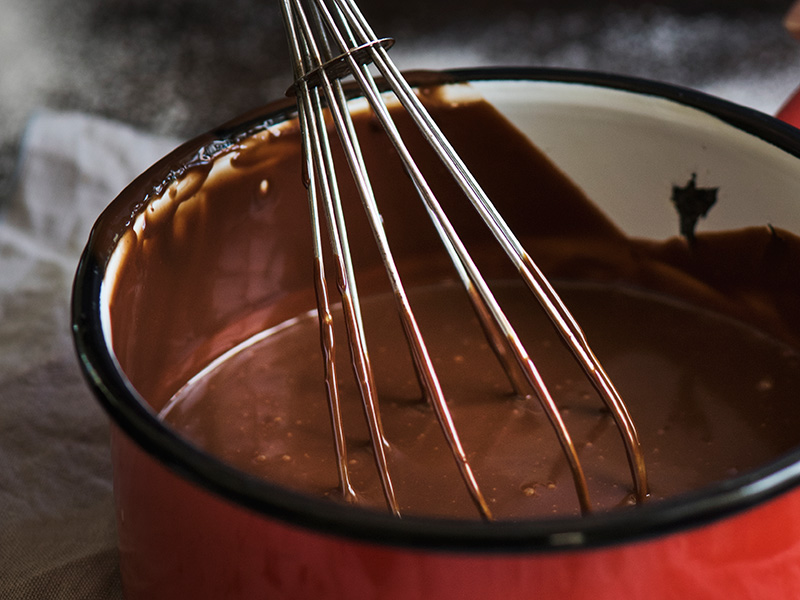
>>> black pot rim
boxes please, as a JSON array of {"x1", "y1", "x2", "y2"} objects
[{"x1": 71, "y1": 66, "x2": 800, "y2": 554}]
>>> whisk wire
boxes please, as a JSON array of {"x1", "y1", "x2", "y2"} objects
[
  {"x1": 335, "y1": 0, "x2": 647, "y2": 504},
  {"x1": 344, "y1": 0, "x2": 648, "y2": 501},
  {"x1": 308, "y1": 0, "x2": 497, "y2": 519},
  {"x1": 299, "y1": 101, "x2": 358, "y2": 505},
  {"x1": 284, "y1": 0, "x2": 401, "y2": 514},
  {"x1": 309, "y1": 0, "x2": 646, "y2": 497},
  {"x1": 306, "y1": 0, "x2": 595, "y2": 512},
  {"x1": 281, "y1": 0, "x2": 648, "y2": 517}
]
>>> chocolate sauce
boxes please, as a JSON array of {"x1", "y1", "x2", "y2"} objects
[
  {"x1": 160, "y1": 281, "x2": 800, "y2": 518},
  {"x1": 104, "y1": 85, "x2": 800, "y2": 520}
]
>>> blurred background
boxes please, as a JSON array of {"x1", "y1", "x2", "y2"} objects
[{"x1": 1, "y1": 0, "x2": 799, "y2": 204}]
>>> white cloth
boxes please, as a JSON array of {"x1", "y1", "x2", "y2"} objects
[{"x1": 0, "y1": 111, "x2": 178, "y2": 599}]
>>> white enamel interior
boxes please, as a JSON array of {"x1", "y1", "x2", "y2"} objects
[{"x1": 471, "y1": 79, "x2": 800, "y2": 240}]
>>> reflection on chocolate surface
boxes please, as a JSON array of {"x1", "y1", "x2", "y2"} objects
[{"x1": 161, "y1": 281, "x2": 800, "y2": 518}]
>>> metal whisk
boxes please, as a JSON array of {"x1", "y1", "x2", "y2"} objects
[{"x1": 279, "y1": 0, "x2": 648, "y2": 520}]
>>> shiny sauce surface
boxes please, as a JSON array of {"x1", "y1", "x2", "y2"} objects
[{"x1": 161, "y1": 281, "x2": 800, "y2": 518}]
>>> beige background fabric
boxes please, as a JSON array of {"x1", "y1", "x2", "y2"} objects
[{"x1": 0, "y1": 111, "x2": 177, "y2": 599}]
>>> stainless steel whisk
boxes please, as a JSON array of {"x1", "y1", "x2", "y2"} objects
[{"x1": 279, "y1": 0, "x2": 648, "y2": 520}]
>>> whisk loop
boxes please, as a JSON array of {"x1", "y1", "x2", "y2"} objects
[{"x1": 280, "y1": 0, "x2": 648, "y2": 520}]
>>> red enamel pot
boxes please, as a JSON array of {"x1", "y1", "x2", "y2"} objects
[{"x1": 73, "y1": 68, "x2": 800, "y2": 599}]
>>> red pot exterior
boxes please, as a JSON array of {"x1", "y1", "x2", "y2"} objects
[
  {"x1": 112, "y1": 424, "x2": 800, "y2": 600},
  {"x1": 777, "y1": 85, "x2": 800, "y2": 127}
]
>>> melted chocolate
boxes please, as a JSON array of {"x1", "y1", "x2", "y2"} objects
[
  {"x1": 161, "y1": 281, "x2": 800, "y2": 519},
  {"x1": 104, "y1": 86, "x2": 800, "y2": 520}
]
